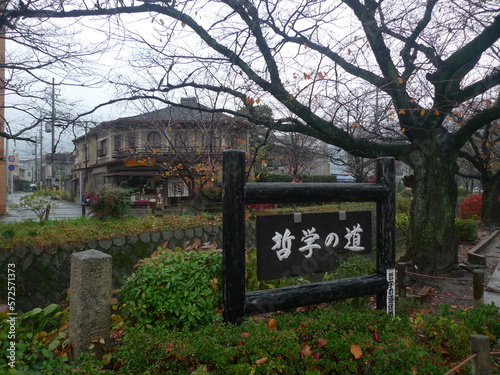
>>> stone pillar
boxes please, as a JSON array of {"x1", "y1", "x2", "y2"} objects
[{"x1": 69, "y1": 249, "x2": 112, "y2": 359}]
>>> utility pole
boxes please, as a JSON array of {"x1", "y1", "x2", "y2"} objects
[
  {"x1": 0, "y1": 1, "x2": 7, "y2": 214},
  {"x1": 34, "y1": 135, "x2": 38, "y2": 184},
  {"x1": 39, "y1": 126, "x2": 43, "y2": 188},
  {"x1": 45, "y1": 78, "x2": 56, "y2": 188},
  {"x1": 51, "y1": 78, "x2": 55, "y2": 188}
]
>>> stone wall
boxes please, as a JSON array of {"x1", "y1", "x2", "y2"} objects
[{"x1": 0, "y1": 222, "x2": 256, "y2": 311}]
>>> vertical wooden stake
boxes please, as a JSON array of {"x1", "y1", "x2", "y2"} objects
[
  {"x1": 470, "y1": 334, "x2": 492, "y2": 375},
  {"x1": 473, "y1": 271, "x2": 485, "y2": 308},
  {"x1": 222, "y1": 150, "x2": 246, "y2": 324},
  {"x1": 397, "y1": 262, "x2": 407, "y2": 298},
  {"x1": 375, "y1": 157, "x2": 396, "y2": 313}
]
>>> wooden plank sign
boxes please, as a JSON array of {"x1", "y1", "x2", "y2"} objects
[{"x1": 256, "y1": 211, "x2": 372, "y2": 280}]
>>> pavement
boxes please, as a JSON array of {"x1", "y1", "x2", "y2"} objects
[
  {"x1": 481, "y1": 237, "x2": 500, "y2": 307},
  {"x1": 0, "y1": 191, "x2": 170, "y2": 223},
  {"x1": 0, "y1": 192, "x2": 86, "y2": 223}
]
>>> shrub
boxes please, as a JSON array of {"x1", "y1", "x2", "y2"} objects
[
  {"x1": 323, "y1": 255, "x2": 376, "y2": 281},
  {"x1": 120, "y1": 240, "x2": 223, "y2": 331},
  {"x1": 18, "y1": 189, "x2": 68, "y2": 222},
  {"x1": 255, "y1": 173, "x2": 338, "y2": 183},
  {"x1": 89, "y1": 184, "x2": 132, "y2": 219},
  {"x1": 399, "y1": 189, "x2": 413, "y2": 199},
  {"x1": 456, "y1": 218, "x2": 478, "y2": 242},
  {"x1": 396, "y1": 196, "x2": 411, "y2": 213},
  {"x1": 396, "y1": 212, "x2": 409, "y2": 237},
  {"x1": 201, "y1": 187, "x2": 223, "y2": 201},
  {"x1": 117, "y1": 304, "x2": 500, "y2": 374},
  {"x1": 255, "y1": 173, "x2": 294, "y2": 182},
  {"x1": 301, "y1": 175, "x2": 337, "y2": 183},
  {"x1": 459, "y1": 194, "x2": 482, "y2": 219},
  {"x1": 0, "y1": 304, "x2": 70, "y2": 373},
  {"x1": 0, "y1": 227, "x2": 15, "y2": 239},
  {"x1": 457, "y1": 187, "x2": 469, "y2": 197}
]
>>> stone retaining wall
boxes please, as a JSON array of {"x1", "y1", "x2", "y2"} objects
[{"x1": 0, "y1": 222, "x2": 256, "y2": 311}]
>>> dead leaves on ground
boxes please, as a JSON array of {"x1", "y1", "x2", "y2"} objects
[{"x1": 252, "y1": 317, "x2": 377, "y2": 365}]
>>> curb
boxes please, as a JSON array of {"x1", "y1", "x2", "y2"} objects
[{"x1": 467, "y1": 230, "x2": 499, "y2": 265}]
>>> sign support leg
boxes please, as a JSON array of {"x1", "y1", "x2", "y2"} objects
[
  {"x1": 222, "y1": 150, "x2": 246, "y2": 324},
  {"x1": 375, "y1": 157, "x2": 396, "y2": 313}
]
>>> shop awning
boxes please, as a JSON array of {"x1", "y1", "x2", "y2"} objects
[{"x1": 104, "y1": 171, "x2": 159, "y2": 177}]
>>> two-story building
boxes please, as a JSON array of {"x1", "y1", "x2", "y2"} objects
[
  {"x1": 72, "y1": 98, "x2": 250, "y2": 207},
  {"x1": 41, "y1": 152, "x2": 76, "y2": 190}
]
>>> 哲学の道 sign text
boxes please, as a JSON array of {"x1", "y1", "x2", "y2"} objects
[{"x1": 257, "y1": 211, "x2": 372, "y2": 280}]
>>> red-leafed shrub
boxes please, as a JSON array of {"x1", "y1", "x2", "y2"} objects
[
  {"x1": 247, "y1": 203, "x2": 273, "y2": 211},
  {"x1": 459, "y1": 194, "x2": 482, "y2": 219}
]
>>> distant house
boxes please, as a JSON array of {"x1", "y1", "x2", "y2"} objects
[
  {"x1": 72, "y1": 98, "x2": 250, "y2": 207},
  {"x1": 41, "y1": 152, "x2": 76, "y2": 190}
]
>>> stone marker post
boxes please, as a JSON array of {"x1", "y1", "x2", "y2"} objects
[
  {"x1": 470, "y1": 334, "x2": 492, "y2": 375},
  {"x1": 69, "y1": 249, "x2": 112, "y2": 359}
]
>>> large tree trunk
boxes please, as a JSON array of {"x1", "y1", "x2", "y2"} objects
[
  {"x1": 481, "y1": 173, "x2": 500, "y2": 226},
  {"x1": 403, "y1": 144, "x2": 458, "y2": 274}
]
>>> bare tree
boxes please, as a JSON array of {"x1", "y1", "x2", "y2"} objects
[
  {"x1": 4, "y1": 1, "x2": 500, "y2": 273},
  {"x1": 329, "y1": 147, "x2": 376, "y2": 183},
  {"x1": 458, "y1": 98, "x2": 500, "y2": 226},
  {"x1": 268, "y1": 132, "x2": 324, "y2": 180}
]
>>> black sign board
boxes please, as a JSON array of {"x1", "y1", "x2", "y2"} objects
[{"x1": 256, "y1": 211, "x2": 372, "y2": 280}]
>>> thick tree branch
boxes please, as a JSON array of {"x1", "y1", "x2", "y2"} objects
[{"x1": 454, "y1": 104, "x2": 500, "y2": 148}]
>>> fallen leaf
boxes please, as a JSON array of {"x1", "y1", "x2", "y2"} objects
[
  {"x1": 102, "y1": 353, "x2": 113, "y2": 366},
  {"x1": 255, "y1": 357, "x2": 268, "y2": 365},
  {"x1": 373, "y1": 331, "x2": 381, "y2": 342},
  {"x1": 267, "y1": 318, "x2": 277, "y2": 330},
  {"x1": 241, "y1": 332, "x2": 250, "y2": 338},
  {"x1": 316, "y1": 338, "x2": 327, "y2": 348},
  {"x1": 300, "y1": 343, "x2": 313, "y2": 357},
  {"x1": 350, "y1": 344, "x2": 363, "y2": 359}
]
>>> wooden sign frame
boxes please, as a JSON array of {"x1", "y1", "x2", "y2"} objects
[{"x1": 222, "y1": 150, "x2": 395, "y2": 324}]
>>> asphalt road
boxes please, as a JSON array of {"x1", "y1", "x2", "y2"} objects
[{"x1": 0, "y1": 192, "x2": 86, "y2": 223}]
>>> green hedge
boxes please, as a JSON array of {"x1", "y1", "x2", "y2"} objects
[{"x1": 256, "y1": 173, "x2": 337, "y2": 183}]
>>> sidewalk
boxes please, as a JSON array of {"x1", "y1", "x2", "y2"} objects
[
  {"x1": 0, "y1": 192, "x2": 168, "y2": 223},
  {"x1": 0, "y1": 191, "x2": 86, "y2": 223},
  {"x1": 481, "y1": 237, "x2": 500, "y2": 307}
]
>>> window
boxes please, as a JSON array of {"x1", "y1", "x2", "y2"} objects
[
  {"x1": 97, "y1": 139, "x2": 108, "y2": 157},
  {"x1": 147, "y1": 132, "x2": 161, "y2": 148},
  {"x1": 114, "y1": 134, "x2": 122, "y2": 150},
  {"x1": 128, "y1": 133, "x2": 136, "y2": 149}
]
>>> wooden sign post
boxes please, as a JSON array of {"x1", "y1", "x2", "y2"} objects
[{"x1": 222, "y1": 150, "x2": 395, "y2": 324}]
